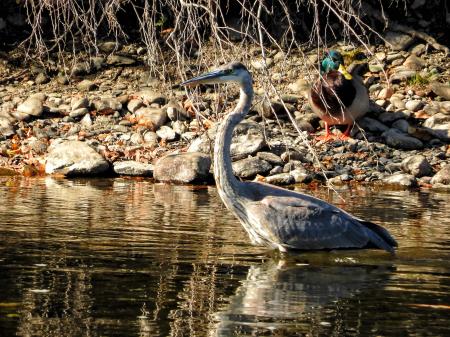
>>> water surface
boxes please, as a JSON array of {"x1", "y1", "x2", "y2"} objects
[{"x1": 0, "y1": 177, "x2": 449, "y2": 336}]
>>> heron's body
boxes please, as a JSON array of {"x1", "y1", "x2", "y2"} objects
[
  {"x1": 309, "y1": 51, "x2": 369, "y2": 139},
  {"x1": 182, "y1": 62, "x2": 397, "y2": 253}
]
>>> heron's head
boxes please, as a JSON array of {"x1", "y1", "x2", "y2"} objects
[
  {"x1": 320, "y1": 50, "x2": 352, "y2": 80},
  {"x1": 180, "y1": 62, "x2": 251, "y2": 87}
]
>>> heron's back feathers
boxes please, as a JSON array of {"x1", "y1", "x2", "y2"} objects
[{"x1": 242, "y1": 183, "x2": 397, "y2": 253}]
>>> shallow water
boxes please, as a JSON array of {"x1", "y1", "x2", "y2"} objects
[{"x1": 0, "y1": 177, "x2": 449, "y2": 337}]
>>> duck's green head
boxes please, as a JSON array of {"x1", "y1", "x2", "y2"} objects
[{"x1": 320, "y1": 50, "x2": 352, "y2": 80}]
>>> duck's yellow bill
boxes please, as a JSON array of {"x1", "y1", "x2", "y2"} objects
[{"x1": 338, "y1": 64, "x2": 353, "y2": 80}]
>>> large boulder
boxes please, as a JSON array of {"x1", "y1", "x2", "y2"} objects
[
  {"x1": 154, "y1": 152, "x2": 212, "y2": 183},
  {"x1": 45, "y1": 140, "x2": 109, "y2": 176}
]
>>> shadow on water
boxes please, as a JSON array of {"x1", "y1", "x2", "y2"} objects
[{"x1": 0, "y1": 177, "x2": 449, "y2": 336}]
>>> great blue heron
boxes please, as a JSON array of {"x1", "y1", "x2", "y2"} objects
[
  {"x1": 181, "y1": 62, "x2": 397, "y2": 253},
  {"x1": 309, "y1": 50, "x2": 369, "y2": 141}
]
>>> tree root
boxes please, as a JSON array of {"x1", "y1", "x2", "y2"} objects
[{"x1": 362, "y1": 3, "x2": 449, "y2": 56}]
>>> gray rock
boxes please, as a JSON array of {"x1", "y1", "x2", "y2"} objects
[
  {"x1": 181, "y1": 132, "x2": 197, "y2": 142},
  {"x1": 166, "y1": 101, "x2": 190, "y2": 121},
  {"x1": 423, "y1": 113, "x2": 450, "y2": 141},
  {"x1": 431, "y1": 165, "x2": 450, "y2": 185},
  {"x1": 405, "y1": 100, "x2": 423, "y2": 112},
  {"x1": 98, "y1": 41, "x2": 121, "y2": 53},
  {"x1": 256, "y1": 152, "x2": 284, "y2": 166},
  {"x1": 377, "y1": 87, "x2": 394, "y2": 99},
  {"x1": 390, "y1": 70, "x2": 417, "y2": 82},
  {"x1": 410, "y1": 43, "x2": 426, "y2": 56},
  {"x1": 251, "y1": 58, "x2": 273, "y2": 70},
  {"x1": 384, "y1": 31, "x2": 415, "y2": 51},
  {"x1": 232, "y1": 157, "x2": 271, "y2": 178},
  {"x1": 154, "y1": 152, "x2": 212, "y2": 183},
  {"x1": 390, "y1": 96, "x2": 406, "y2": 110},
  {"x1": 382, "y1": 128, "x2": 423, "y2": 150},
  {"x1": 369, "y1": 64, "x2": 384, "y2": 73},
  {"x1": 231, "y1": 121, "x2": 266, "y2": 160},
  {"x1": 403, "y1": 55, "x2": 426, "y2": 71},
  {"x1": 56, "y1": 75, "x2": 69, "y2": 85},
  {"x1": 93, "y1": 98, "x2": 122, "y2": 112},
  {"x1": 17, "y1": 98, "x2": 43, "y2": 117},
  {"x1": 71, "y1": 97, "x2": 89, "y2": 110},
  {"x1": 281, "y1": 150, "x2": 304, "y2": 163},
  {"x1": 430, "y1": 82, "x2": 450, "y2": 100},
  {"x1": 143, "y1": 131, "x2": 158, "y2": 145},
  {"x1": 71, "y1": 62, "x2": 90, "y2": 76},
  {"x1": 269, "y1": 166, "x2": 283, "y2": 175},
  {"x1": 91, "y1": 56, "x2": 105, "y2": 70},
  {"x1": 378, "y1": 111, "x2": 410, "y2": 124},
  {"x1": 127, "y1": 99, "x2": 144, "y2": 113},
  {"x1": 439, "y1": 101, "x2": 450, "y2": 115},
  {"x1": 392, "y1": 119, "x2": 410, "y2": 133},
  {"x1": 135, "y1": 107, "x2": 167, "y2": 130},
  {"x1": 0, "y1": 117, "x2": 14, "y2": 138},
  {"x1": 287, "y1": 79, "x2": 309, "y2": 95},
  {"x1": 130, "y1": 132, "x2": 144, "y2": 145},
  {"x1": 137, "y1": 89, "x2": 167, "y2": 105},
  {"x1": 77, "y1": 80, "x2": 97, "y2": 91},
  {"x1": 383, "y1": 172, "x2": 417, "y2": 187},
  {"x1": 401, "y1": 155, "x2": 433, "y2": 177},
  {"x1": 113, "y1": 161, "x2": 153, "y2": 176},
  {"x1": 265, "y1": 173, "x2": 294, "y2": 185},
  {"x1": 188, "y1": 121, "x2": 265, "y2": 160},
  {"x1": 35, "y1": 73, "x2": 49, "y2": 85},
  {"x1": 358, "y1": 117, "x2": 389, "y2": 133},
  {"x1": 156, "y1": 126, "x2": 176, "y2": 141},
  {"x1": 45, "y1": 140, "x2": 109, "y2": 176},
  {"x1": 107, "y1": 54, "x2": 136, "y2": 65},
  {"x1": 294, "y1": 119, "x2": 314, "y2": 133},
  {"x1": 69, "y1": 108, "x2": 89, "y2": 118},
  {"x1": 290, "y1": 168, "x2": 313, "y2": 183},
  {"x1": 386, "y1": 52, "x2": 404, "y2": 62},
  {"x1": 172, "y1": 120, "x2": 188, "y2": 135},
  {"x1": 80, "y1": 113, "x2": 93, "y2": 128},
  {"x1": 254, "y1": 100, "x2": 289, "y2": 118}
]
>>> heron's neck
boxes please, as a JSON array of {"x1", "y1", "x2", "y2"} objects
[{"x1": 214, "y1": 83, "x2": 253, "y2": 201}]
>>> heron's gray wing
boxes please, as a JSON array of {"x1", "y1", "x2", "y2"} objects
[{"x1": 246, "y1": 196, "x2": 391, "y2": 251}]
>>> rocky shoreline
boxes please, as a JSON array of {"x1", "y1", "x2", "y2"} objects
[{"x1": 0, "y1": 37, "x2": 449, "y2": 190}]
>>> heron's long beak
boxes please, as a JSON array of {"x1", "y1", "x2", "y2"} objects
[
  {"x1": 180, "y1": 70, "x2": 225, "y2": 86},
  {"x1": 338, "y1": 64, "x2": 353, "y2": 80}
]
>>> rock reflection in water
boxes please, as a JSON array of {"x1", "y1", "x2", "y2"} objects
[{"x1": 213, "y1": 258, "x2": 393, "y2": 336}]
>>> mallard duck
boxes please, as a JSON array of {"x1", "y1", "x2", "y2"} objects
[{"x1": 309, "y1": 50, "x2": 369, "y2": 140}]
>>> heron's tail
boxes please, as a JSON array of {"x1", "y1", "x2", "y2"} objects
[{"x1": 361, "y1": 221, "x2": 398, "y2": 254}]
